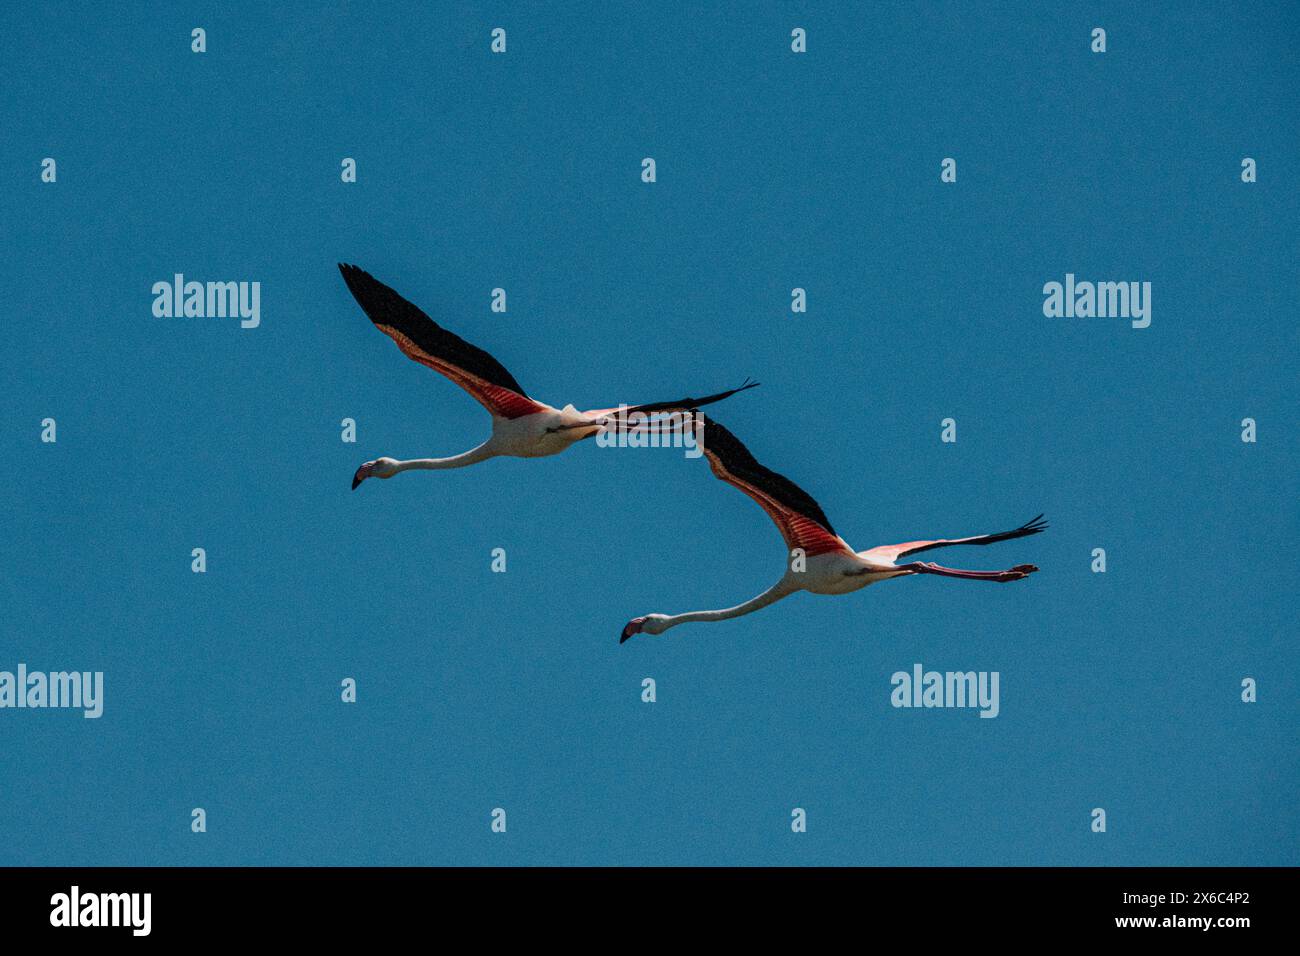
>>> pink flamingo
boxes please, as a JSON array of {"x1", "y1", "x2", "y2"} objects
[
  {"x1": 339, "y1": 264, "x2": 756, "y2": 488},
  {"x1": 622, "y1": 418, "x2": 1045, "y2": 642}
]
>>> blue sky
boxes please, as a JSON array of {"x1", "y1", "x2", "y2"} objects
[{"x1": 1, "y1": 2, "x2": 1295, "y2": 865}]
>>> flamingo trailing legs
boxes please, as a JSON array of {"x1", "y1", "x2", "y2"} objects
[{"x1": 621, "y1": 418, "x2": 1046, "y2": 642}]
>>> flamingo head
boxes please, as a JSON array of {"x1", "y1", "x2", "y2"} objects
[
  {"x1": 620, "y1": 614, "x2": 670, "y2": 643},
  {"x1": 351, "y1": 457, "x2": 398, "y2": 490}
]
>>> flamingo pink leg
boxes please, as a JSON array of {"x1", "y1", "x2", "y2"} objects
[{"x1": 903, "y1": 562, "x2": 1038, "y2": 582}]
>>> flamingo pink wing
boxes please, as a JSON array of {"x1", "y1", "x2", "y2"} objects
[
  {"x1": 700, "y1": 419, "x2": 849, "y2": 557},
  {"x1": 340, "y1": 264, "x2": 547, "y2": 420}
]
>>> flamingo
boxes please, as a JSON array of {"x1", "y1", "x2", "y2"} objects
[
  {"x1": 339, "y1": 264, "x2": 758, "y2": 488},
  {"x1": 620, "y1": 418, "x2": 1046, "y2": 642}
]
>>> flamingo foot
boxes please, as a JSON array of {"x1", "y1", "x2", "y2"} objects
[{"x1": 996, "y1": 564, "x2": 1039, "y2": 581}]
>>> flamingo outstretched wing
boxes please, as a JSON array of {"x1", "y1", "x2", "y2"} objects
[
  {"x1": 861, "y1": 515, "x2": 1049, "y2": 564},
  {"x1": 697, "y1": 418, "x2": 849, "y2": 557},
  {"x1": 339, "y1": 264, "x2": 547, "y2": 420}
]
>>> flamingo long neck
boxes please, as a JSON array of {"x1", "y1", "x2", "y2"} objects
[
  {"x1": 392, "y1": 441, "x2": 495, "y2": 473},
  {"x1": 659, "y1": 582, "x2": 794, "y2": 632}
]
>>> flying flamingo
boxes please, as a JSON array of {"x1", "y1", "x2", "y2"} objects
[
  {"x1": 621, "y1": 418, "x2": 1045, "y2": 642},
  {"x1": 339, "y1": 264, "x2": 758, "y2": 488}
]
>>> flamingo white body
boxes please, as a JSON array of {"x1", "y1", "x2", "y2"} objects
[
  {"x1": 621, "y1": 417, "x2": 1046, "y2": 641},
  {"x1": 338, "y1": 264, "x2": 757, "y2": 487},
  {"x1": 369, "y1": 403, "x2": 602, "y2": 479}
]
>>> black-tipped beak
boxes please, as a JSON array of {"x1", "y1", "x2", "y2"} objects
[
  {"x1": 620, "y1": 617, "x2": 647, "y2": 643},
  {"x1": 351, "y1": 475, "x2": 363, "y2": 490},
  {"x1": 351, "y1": 463, "x2": 370, "y2": 490}
]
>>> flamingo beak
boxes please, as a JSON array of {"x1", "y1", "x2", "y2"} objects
[
  {"x1": 620, "y1": 617, "x2": 647, "y2": 644},
  {"x1": 351, "y1": 463, "x2": 372, "y2": 490}
]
